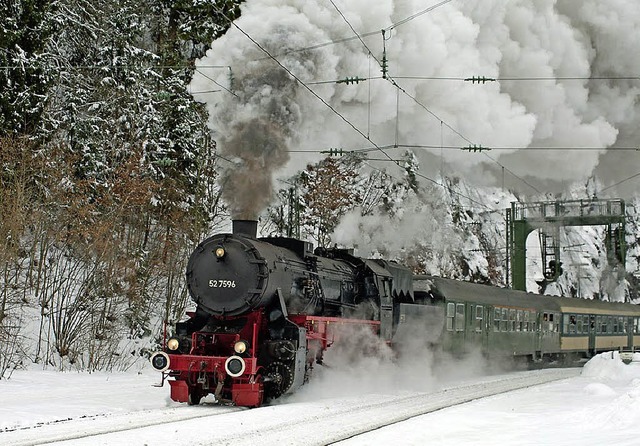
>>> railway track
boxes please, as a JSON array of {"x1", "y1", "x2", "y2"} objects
[
  {"x1": 1, "y1": 368, "x2": 580, "y2": 445},
  {"x1": 1, "y1": 405, "x2": 241, "y2": 446},
  {"x1": 328, "y1": 367, "x2": 581, "y2": 445}
]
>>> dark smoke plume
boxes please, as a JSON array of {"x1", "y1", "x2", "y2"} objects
[
  {"x1": 192, "y1": 16, "x2": 334, "y2": 219},
  {"x1": 221, "y1": 119, "x2": 290, "y2": 219}
]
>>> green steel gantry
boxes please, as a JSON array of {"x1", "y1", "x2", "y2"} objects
[{"x1": 506, "y1": 199, "x2": 626, "y2": 291}]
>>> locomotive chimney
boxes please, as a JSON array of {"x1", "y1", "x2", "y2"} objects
[{"x1": 232, "y1": 219, "x2": 258, "y2": 238}]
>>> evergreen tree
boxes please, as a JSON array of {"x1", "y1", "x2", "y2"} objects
[
  {"x1": 0, "y1": 0, "x2": 242, "y2": 370},
  {"x1": 0, "y1": 0, "x2": 56, "y2": 136}
]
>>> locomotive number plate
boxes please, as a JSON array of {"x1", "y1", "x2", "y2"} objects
[{"x1": 208, "y1": 280, "x2": 236, "y2": 288}]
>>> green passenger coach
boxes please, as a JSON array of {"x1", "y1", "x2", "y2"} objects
[{"x1": 409, "y1": 276, "x2": 640, "y2": 362}]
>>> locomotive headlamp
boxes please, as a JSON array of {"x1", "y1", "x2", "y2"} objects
[
  {"x1": 234, "y1": 340, "x2": 249, "y2": 354},
  {"x1": 215, "y1": 246, "x2": 226, "y2": 259},
  {"x1": 225, "y1": 355, "x2": 246, "y2": 377},
  {"x1": 167, "y1": 337, "x2": 180, "y2": 351},
  {"x1": 150, "y1": 352, "x2": 170, "y2": 372}
]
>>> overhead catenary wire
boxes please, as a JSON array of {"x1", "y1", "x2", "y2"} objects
[
  {"x1": 209, "y1": 3, "x2": 637, "y2": 211},
  {"x1": 207, "y1": 4, "x2": 393, "y2": 161},
  {"x1": 213, "y1": 152, "x2": 241, "y2": 166},
  {"x1": 359, "y1": 158, "x2": 491, "y2": 209},
  {"x1": 384, "y1": 0, "x2": 455, "y2": 31},
  {"x1": 327, "y1": 0, "x2": 542, "y2": 194},
  {"x1": 600, "y1": 171, "x2": 640, "y2": 193},
  {"x1": 208, "y1": 3, "x2": 493, "y2": 211},
  {"x1": 326, "y1": 1, "x2": 475, "y2": 154},
  {"x1": 393, "y1": 75, "x2": 640, "y2": 82},
  {"x1": 480, "y1": 151, "x2": 541, "y2": 194},
  {"x1": 299, "y1": 74, "x2": 640, "y2": 85},
  {"x1": 255, "y1": 0, "x2": 455, "y2": 62},
  {"x1": 192, "y1": 68, "x2": 238, "y2": 98},
  {"x1": 335, "y1": 144, "x2": 640, "y2": 152},
  {"x1": 4, "y1": 7, "x2": 634, "y2": 204},
  {"x1": 389, "y1": 72, "x2": 544, "y2": 194},
  {"x1": 2, "y1": 64, "x2": 637, "y2": 84}
]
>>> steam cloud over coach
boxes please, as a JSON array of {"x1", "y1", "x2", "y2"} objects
[{"x1": 150, "y1": 221, "x2": 640, "y2": 407}]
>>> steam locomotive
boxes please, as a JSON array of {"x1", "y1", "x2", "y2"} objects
[{"x1": 150, "y1": 220, "x2": 640, "y2": 407}]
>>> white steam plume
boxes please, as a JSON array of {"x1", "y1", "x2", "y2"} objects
[
  {"x1": 283, "y1": 323, "x2": 505, "y2": 404},
  {"x1": 191, "y1": 0, "x2": 640, "y2": 218}
]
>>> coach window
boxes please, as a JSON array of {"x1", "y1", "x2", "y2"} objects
[
  {"x1": 530, "y1": 311, "x2": 535, "y2": 331},
  {"x1": 508, "y1": 309, "x2": 516, "y2": 332},
  {"x1": 446, "y1": 303, "x2": 455, "y2": 331},
  {"x1": 608, "y1": 316, "x2": 614, "y2": 334},
  {"x1": 523, "y1": 311, "x2": 529, "y2": 332},
  {"x1": 619, "y1": 317, "x2": 625, "y2": 334},
  {"x1": 577, "y1": 315, "x2": 584, "y2": 334},
  {"x1": 501, "y1": 308, "x2": 508, "y2": 332},
  {"x1": 635, "y1": 317, "x2": 640, "y2": 334},
  {"x1": 562, "y1": 314, "x2": 573, "y2": 334},
  {"x1": 475, "y1": 306, "x2": 483, "y2": 332},
  {"x1": 455, "y1": 304, "x2": 465, "y2": 332},
  {"x1": 548, "y1": 313, "x2": 556, "y2": 332},
  {"x1": 494, "y1": 308, "x2": 501, "y2": 331},
  {"x1": 515, "y1": 310, "x2": 522, "y2": 332}
]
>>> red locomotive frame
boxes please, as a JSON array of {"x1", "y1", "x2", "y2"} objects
[{"x1": 154, "y1": 311, "x2": 380, "y2": 407}]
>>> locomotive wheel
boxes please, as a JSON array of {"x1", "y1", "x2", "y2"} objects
[{"x1": 265, "y1": 361, "x2": 294, "y2": 399}]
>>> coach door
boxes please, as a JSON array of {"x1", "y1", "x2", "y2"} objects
[
  {"x1": 379, "y1": 277, "x2": 394, "y2": 342},
  {"x1": 588, "y1": 315, "x2": 596, "y2": 355},
  {"x1": 540, "y1": 311, "x2": 558, "y2": 352},
  {"x1": 445, "y1": 301, "x2": 466, "y2": 354},
  {"x1": 468, "y1": 304, "x2": 485, "y2": 352}
]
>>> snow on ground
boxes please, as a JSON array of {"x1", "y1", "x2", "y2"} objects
[
  {"x1": 0, "y1": 352, "x2": 639, "y2": 445},
  {"x1": 0, "y1": 368, "x2": 173, "y2": 431},
  {"x1": 341, "y1": 352, "x2": 640, "y2": 446}
]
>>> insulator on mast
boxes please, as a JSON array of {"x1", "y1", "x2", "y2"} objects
[{"x1": 381, "y1": 30, "x2": 389, "y2": 79}]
